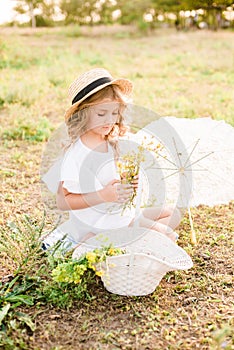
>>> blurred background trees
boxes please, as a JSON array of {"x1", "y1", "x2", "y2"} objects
[
  {"x1": 13, "y1": 0, "x2": 57, "y2": 27},
  {"x1": 10, "y1": 0, "x2": 234, "y2": 29}
]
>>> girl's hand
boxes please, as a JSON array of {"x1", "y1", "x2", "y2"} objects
[
  {"x1": 100, "y1": 179, "x2": 120, "y2": 202},
  {"x1": 100, "y1": 179, "x2": 134, "y2": 203},
  {"x1": 130, "y1": 174, "x2": 139, "y2": 189},
  {"x1": 115, "y1": 183, "x2": 134, "y2": 203},
  {"x1": 121, "y1": 172, "x2": 139, "y2": 189}
]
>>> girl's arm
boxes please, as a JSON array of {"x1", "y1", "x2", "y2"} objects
[{"x1": 56, "y1": 180, "x2": 122, "y2": 211}]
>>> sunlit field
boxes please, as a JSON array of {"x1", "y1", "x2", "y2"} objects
[
  {"x1": 1, "y1": 26, "x2": 233, "y2": 130},
  {"x1": 0, "y1": 26, "x2": 233, "y2": 349}
]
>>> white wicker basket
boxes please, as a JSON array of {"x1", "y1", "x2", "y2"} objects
[
  {"x1": 96, "y1": 253, "x2": 175, "y2": 296},
  {"x1": 72, "y1": 228, "x2": 193, "y2": 296}
]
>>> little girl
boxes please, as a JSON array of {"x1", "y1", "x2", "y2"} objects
[{"x1": 42, "y1": 68, "x2": 181, "y2": 250}]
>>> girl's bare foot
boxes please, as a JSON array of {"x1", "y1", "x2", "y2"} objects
[{"x1": 151, "y1": 222, "x2": 179, "y2": 242}]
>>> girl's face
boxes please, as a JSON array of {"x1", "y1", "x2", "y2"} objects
[{"x1": 87, "y1": 100, "x2": 120, "y2": 137}]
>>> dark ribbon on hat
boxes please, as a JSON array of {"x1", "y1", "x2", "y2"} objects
[{"x1": 72, "y1": 77, "x2": 112, "y2": 105}]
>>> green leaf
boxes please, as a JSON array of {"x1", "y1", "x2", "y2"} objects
[
  {"x1": 0, "y1": 303, "x2": 11, "y2": 325},
  {"x1": 4, "y1": 275, "x2": 20, "y2": 291},
  {"x1": 16, "y1": 312, "x2": 36, "y2": 332},
  {"x1": 6, "y1": 295, "x2": 34, "y2": 306}
]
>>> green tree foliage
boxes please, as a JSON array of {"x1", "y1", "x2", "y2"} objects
[
  {"x1": 13, "y1": 0, "x2": 56, "y2": 27},
  {"x1": 116, "y1": 0, "x2": 153, "y2": 24},
  {"x1": 14, "y1": 0, "x2": 43, "y2": 27},
  {"x1": 186, "y1": 0, "x2": 234, "y2": 29},
  {"x1": 60, "y1": 0, "x2": 99, "y2": 25},
  {"x1": 151, "y1": 0, "x2": 185, "y2": 12},
  {"x1": 150, "y1": 0, "x2": 187, "y2": 26},
  {"x1": 186, "y1": 0, "x2": 233, "y2": 10},
  {"x1": 13, "y1": 0, "x2": 234, "y2": 28},
  {"x1": 98, "y1": 0, "x2": 117, "y2": 24}
]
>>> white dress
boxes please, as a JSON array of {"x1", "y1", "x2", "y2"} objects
[{"x1": 42, "y1": 138, "x2": 135, "y2": 249}]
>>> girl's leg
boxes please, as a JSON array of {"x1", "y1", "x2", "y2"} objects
[
  {"x1": 130, "y1": 206, "x2": 181, "y2": 242},
  {"x1": 142, "y1": 206, "x2": 181, "y2": 230},
  {"x1": 73, "y1": 231, "x2": 96, "y2": 249},
  {"x1": 72, "y1": 231, "x2": 96, "y2": 259}
]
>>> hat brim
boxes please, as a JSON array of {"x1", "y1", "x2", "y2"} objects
[{"x1": 64, "y1": 78, "x2": 133, "y2": 121}]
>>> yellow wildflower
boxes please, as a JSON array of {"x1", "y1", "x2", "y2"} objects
[
  {"x1": 96, "y1": 270, "x2": 104, "y2": 277},
  {"x1": 88, "y1": 263, "x2": 96, "y2": 271},
  {"x1": 86, "y1": 251, "x2": 97, "y2": 263},
  {"x1": 108, "y1": 247, "x2": 116, "y2": 256}
]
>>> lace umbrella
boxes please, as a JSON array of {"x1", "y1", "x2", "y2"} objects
[{"x1": 131, "y1": 116, "x2": 234, "y2": 243}]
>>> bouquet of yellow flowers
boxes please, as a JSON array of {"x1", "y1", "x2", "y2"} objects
[
  {"x1": 116, "y1": 136, "x2": 163, "y2": 213},
  {"x1": 52, "y1": 245, "x2": 125, "y2": 285}
]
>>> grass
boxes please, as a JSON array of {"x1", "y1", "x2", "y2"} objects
[
  {"x1": 0, "y1": 26, "x2": 234, "y2": 349},
  {"x1": 0, "y1": 205, "x2": 233, "y2": 349},
  {"x1": 0, "y1": 27, "x2": 234, "y2": 130}
]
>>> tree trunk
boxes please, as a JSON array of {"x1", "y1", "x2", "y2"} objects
[{"x1": 29, "y1": 1, "x2": 36, "y2": 28}]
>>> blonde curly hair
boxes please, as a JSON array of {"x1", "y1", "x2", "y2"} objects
[{"x1": 65, "y1": 85, "x2": 129, "y2": 157}]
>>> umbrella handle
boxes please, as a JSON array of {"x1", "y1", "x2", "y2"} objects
[{"x1": 188, "y1": 206, "x2": 197, "y2": 245}]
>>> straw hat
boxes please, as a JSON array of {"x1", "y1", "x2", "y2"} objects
[{"x1": 64, "y1": 68, "x2": 133, "y2": 121}]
